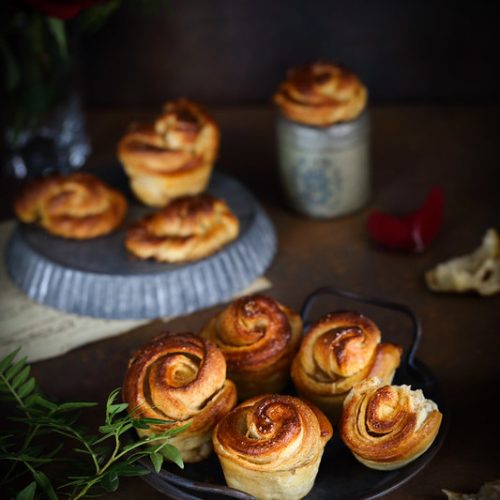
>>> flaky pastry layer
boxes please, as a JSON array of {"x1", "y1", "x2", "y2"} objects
[
  {"x1": 274, "y1": 61, "x2": 367, "y2": 126},
  {"x1": 291, "y1": 311, "x2": 402, "y2": 421},
  {"x1": 213, "y1": 394, "x2": 332, "y2": 499},
  {"x1": 340, "y1": 377, "x2": 442, "y2": 470},
  {"x1": 122, "y1": 332, "x2": 236, "y2": 463},
  {"x1": 118, "y1": 99, "x2": 219, "y2": 206},
  {"x1": 125, "y1": 194, "x2": 239, "y2": 263},
  {"x1": 200, "y1": 295, "x2": 302, "y2": 400},
  {"x1": 14, "y1": 172, "x2": 127, "y2": 239}
]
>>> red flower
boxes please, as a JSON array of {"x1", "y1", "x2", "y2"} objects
[
  {"x1": 24, "y1": 0, "x2": 103, "y2": 20},
  {"x1": 367, "y1": 187, "x2": 444, "y2": 252}
]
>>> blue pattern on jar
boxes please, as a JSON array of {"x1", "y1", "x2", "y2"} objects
[{"x1": 292, "y1": 156, "x2": 343, "y2": 210}]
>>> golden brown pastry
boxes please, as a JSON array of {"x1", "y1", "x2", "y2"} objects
[
  {"x1": 14, "y1": 172, "x2": 127, "y2": 239},
  {"x1": 213, "y1": 394, "x2": 332, "y2": 499},
  {"x1": 340, "y1": 377, "x2": 443, "y2": 470},
  {"x1": 273, "y1": 61, "x2": 368, "y2": 126},
  {"x1": 125, "y1": 194, "x2": 239, "y2": 263},
  {"x1": 291, "y1": 311, "x2": 402, "y2": 421},
  {"x1": 122, "y1": 332, "x2": 237, "y2": 463},
  {"x1": 200, "y1": 295, "x2": 302, "y2": 400},
  {"x1": 118, "y1": 99, "x2": 219, "y2": 207}
]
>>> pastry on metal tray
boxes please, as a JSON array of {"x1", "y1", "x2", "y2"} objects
[
  {"x1": 125, "y1": 193, "x2": 239, "y2": 263},
  {"x1": 200, "y1": 294, "x2": 302, "y2": 400},
  {"x1": 118, "y1": 99, "x2": 219, "y2": 207},
  {"x1": 14, "y1": 172, "x2": 127, "y2": 239},
  {"x1": 122, "y1": 332, "x2": 237, "y2": 463},
  {"x1": 291, "y1": 311, "x2": 402, "y2": 421},
  {"x1": 340, "y1": 377, "x2": 442, "y2": 470},
  {"x1": 213, "y1": 394, "x2": 332, "y2": 500}
]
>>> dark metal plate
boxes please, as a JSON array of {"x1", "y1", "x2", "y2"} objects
[{"x1": 5, "y1": 171, "x2": 277, "y2": 319}]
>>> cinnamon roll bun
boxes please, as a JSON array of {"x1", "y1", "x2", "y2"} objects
[
  {"x1": 122, "y1": 333, "x2": 237, "y2": 463},
  {"x1": 125, "y1": 194, "x2": 239, "y2": 262},
  {"x1": 291, "y1": 311, "x2": 402, "y2": 421},
  {"x1": 213, "y1": 394, "x2": 332, "y2": 499},
  {"x1": 118, "y1": 99, "x2": 219, "y2": 207},
  {"x1": 340, "y1": 377, "x2": 443, "y2": 470},
  {"x1": 273, "y1": 61, "x2": 367, "y2": 126},
  {"x1": 14, "y1": 172, "x2": 127, "y2": 239},
  {"x1": 200, "y1": 295, "x2": 302, "y2": 400}
]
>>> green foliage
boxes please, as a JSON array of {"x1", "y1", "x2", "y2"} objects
[
  {"x1": 46, "y1": 18, "x2": 67, "y2": 60},
  {"x1": 77, "y1": 0, "x2": 122, "y2": 33},
  {"x1": 0, "y1": 349, "x2": 186, "y2": 499}
]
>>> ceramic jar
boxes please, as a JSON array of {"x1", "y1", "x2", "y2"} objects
[
  {"x1": 273, "y1": 61, "x2": 371, "y2": 218},
  {"x1": 276, "y1": 110, "x2": 370, "y2": 218}
]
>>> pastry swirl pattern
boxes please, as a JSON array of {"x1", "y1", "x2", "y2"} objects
[
  {"x1": 118, "y1": 99, "x2": 219, "y2": 206},
  {"x1": 125, "y1": 194, "x2": 239, "y2": 262},
  {"x1": 340, "y1": 378, "x2": 443, "y2": 470},
  {"x1": 291, "y1": 311, "x2": 402, "y2": 420},
  {"x1": 200, "y1": 295, "x2": 302, "y2": 399},
  {"x1": 122, "y1": 333, "x2": 236, "y2": 462},
  {"x1": 274, "y1": 61, "x2": 367, "y2": 126},
  {"x1": 14, "y1": 172, "x2": 127, "y2": 239},
  {"x1": 213, "y1": 394, "x2": 332, "y2": 499}
]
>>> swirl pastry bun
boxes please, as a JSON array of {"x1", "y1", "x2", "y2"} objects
[
  {"x1": 273, "y1": 61, "x2": 367, "y2": 126},
  {"x1": 340, "y1": 377, "x2": 443, "y2": 470},
  {"x1": 125, "y1": 194, "x2": 239, "y2": 263},
  {"x1": 213, "y1": 394, "x2": 332, "y2": 500},
  {"x1": 13, "y1": 172, "x2": 127, "y2": 239},
  {"x1": 200, "y1": 295, "x2": 302, "y2": 400},
  {"x1": 118, "y1": 99, "x2": 219, "y2": 207},
  {"x1": 291, "y1": 311, "x2": 402, "y2": 421},
  {"x1": 122, "y1": 333, "x2": 237, "y2": 463}
]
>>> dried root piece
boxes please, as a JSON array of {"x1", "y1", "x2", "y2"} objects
[
  {"x1": 425, "y1": 228, "x2": 500, "y2": 296},
  {"x1": 443, "y1": 479, "x2": 500, "y2": 500}
]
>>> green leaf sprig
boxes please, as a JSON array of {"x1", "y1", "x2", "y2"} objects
[{"x1": 0, "y1": 348, "x2": 187, "y2": 500}]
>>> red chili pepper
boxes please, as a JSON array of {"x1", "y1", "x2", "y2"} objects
[{"x1": 367, "y1": 187, "x2": 444, "y2": 252}]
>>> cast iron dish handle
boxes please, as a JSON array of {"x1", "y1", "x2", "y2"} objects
[{"x1": 300, "y1": 286, "x2": 430, "y2": 384}]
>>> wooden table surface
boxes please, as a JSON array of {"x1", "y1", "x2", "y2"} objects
[{"x1": 5, "y1": 105, "x2": 500, "y2": 499}]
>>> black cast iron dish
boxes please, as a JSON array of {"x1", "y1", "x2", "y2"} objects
[{"x1": 134, "y1": 286, "x2": 448, "y2": 500}]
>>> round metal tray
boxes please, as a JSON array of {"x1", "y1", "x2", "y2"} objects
[
  {"x1": 5, "y1": 171, "x2": 277, "y2": 320},
  {"x1": 135, "y1": 287, "x2": 448, "y2": 500}
]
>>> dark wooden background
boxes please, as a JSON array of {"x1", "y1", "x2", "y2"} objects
[{"x1": 80, "y1": 0, "x2": 500, "y2": 107}]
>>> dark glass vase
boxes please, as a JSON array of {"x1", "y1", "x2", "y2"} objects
[
  {"x1": 2, "y1": 8, "x2": 91, "y2": 179},
  {"x1": 3, "y1": 82, "x2": 91, "y2": 179}
]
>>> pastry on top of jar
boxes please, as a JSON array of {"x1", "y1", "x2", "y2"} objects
[{"x1": 273, "y1": 61, "x2": 368, "y2": 127}]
